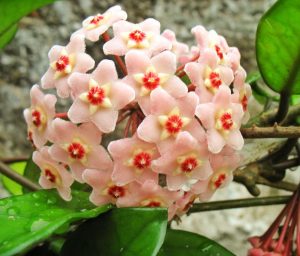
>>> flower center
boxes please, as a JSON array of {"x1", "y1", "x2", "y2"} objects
[
  {"x1": 220, "y1": 112, "x2": 233, "y2": 130},
  {"x1": 212, "y1": 173, "x2": 227, "y2": 189},
  {"x1": 209, "y1": 72, "x2": 222, "y2": 89},
  {"x1": 216, "y1": 110, "x2": 235, "y2": 132},
  {"x1": 145, "y1": 201, "x2": 161, "y2": 207},
  {"x1": 67, "y1": 142, "x2": 86, "y2": 160},
  {"x1": 133, "y1": 152, "x2": 152, "y2": 169},
  {"x1": 31, "y1": 109, "x2": 42, "y2": 127},
  {"x1": 45, "y1": 169, "x2": 56, "y2": 183},
  {"x1": 89, "y1": 14, "x2": 104, "y2": 25},
  {"x1": 180, "y1": 157, "x2": 198, "y2": 173},
  {"x1": 108, "y1": 185, "x2": 126, "y2": 198},
  {"x1": 55, "y1": 55, "x2": 70, "y2": 72},
  {"x1": 215, "y1": 45, "x2": 224, "y2": 60},
  {"x1": 241, "y1": 94, "x2": 248, "y2": 112},
  {"x1": 165, "y1": 115, "x2": 183, "y2": 134},
  {"x1": 87, "y1": 86, "x2": 105, "y2": 105},
  {"x1": 129, "y1": 30, "x2": 146, "y2": 43},
  {"x1": 142, "y1": 71, "x2": 160, "y2": 90}
]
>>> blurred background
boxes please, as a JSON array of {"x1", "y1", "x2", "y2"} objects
[{"x1": 0, "y1": 0, "x2": 289, "y2": 254}]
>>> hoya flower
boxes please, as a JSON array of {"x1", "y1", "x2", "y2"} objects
[
  {"x1": 152, "y1": 132, "x2": 212, "y2": 191},
  {"x1": 68, "y1": 59, "x2": 135, "y2": 133},
  {"x1": 137, "y1": 88, "x2": 205, "y2": 153},
  {"x1": 196, "y1": 85, "x2": 244, "y2": 153},
  {"x1": 169, "y1": 192, "x2": 197, "y2": 218},
  {"x1": 41, "y1": 34, "x2": 95, "y2": 98},
  {"x1": 191, "y1": 25, "x2": 241, "y2": 71},
  {"x1": 74, "y1": 5, "x2": 127, "y2": 42},
  {"x1": 117, "y1": 180, "x2": 181, "y2": 219},
  {"x1": 83, "y1": 168, "x2": 127, "y2": 206},
  {"x1": 185, "y1": 49, "x2": 234, "y2": 103},
  {"x1": 24, "y1": 85, "x2": 56, "y2": 149},
  {"x1": 199, "y1": 148, "x2": 240, "y2": 201},
  {"x1": 178, "y1": 45, "x2": 200, "y2": 65},
  {"x1": 108, "y1": 135, "x2": 159, "y2": 186},
  {"x1": 232, "y1": 67, "x2": 252, "y2": 123},
  {"x1": 161, "y1": 29, "x2": 189, "y2": 61},
  {"x1": 33, "y1": 146, "x2": 74, "y2": 201},
  {"x1": 103, "y1": 18, "x2": 171, "y2": 56},
  {"x1": 123, "y1": 50, "x2": 187, "y2": 114},
  {"x1": 49, "y1": 118, "x2": 112, "y2": 182}
]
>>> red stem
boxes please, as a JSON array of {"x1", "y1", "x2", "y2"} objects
[
  {"x1": 55, "y1": 112, "x2": 68, "y2": 118},
  {"x1": 102, "y1": 32, "x2": 127, "y2": 75},
  {"x1": 282, "y1": 211, "x2": 297, "y2": 256},
  {"x1": 274, "y1": 189, "x2": 299, "y2": 252}
]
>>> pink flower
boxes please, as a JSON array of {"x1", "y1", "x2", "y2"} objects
[
  {"x1": 108, "y1": 135, "x2": 159, "y2": 186},
  {"x1": 123, "y1": 50, "x2": 187, "y2": 114},
  {"x1": 68, "y1": 59, "x2": 135, "y2": 133},
  {"x1": 169, "y1": 192, "x2": 197, "y2": 218},
  {"x1": 178, "y1": 46, "x2": 200, "y2": 65},
  {"x1": 137, "y1": 88, "x2": 205, "y2": 153},
  {"x1": 103, "y1": 18, "x2": 171, "y2": 56},
  {"x1": 41, "y1": 34, "x2": 95, "y2": 98},
  {"x1": 83, "y1": 168, "x2": 127, "y2": 206},
  {"x1": 198, "y1": 148, "x2": 240, "y2": 200},
  {"x1": 152, "y1": 132, "x2": 212, "y2": 191},
  {"x1": 232, "y1": 67, "x2": 252, "y2": 123},
  {"x1": 196, "y1": 85, "x2": 244, "y2": 153},
  {"x1": 185, "y1": 49, "x2": 234, "y2": 103},
  {"x1": 48, "y1": 118, "x2": 112, "y2": 182},
  {"x1": 24, "y1": 85, "x2": 56, "y2": 149},
  {"x1": 117, "y1": 180, "x2": 181, "y2": 220},
  {"x1": 33, "y1": 146, "x2": 74, "y2": 201},
  {"x1": 161, "y1": 29, "x2": 189, "y2": 61},
  {"x1": 74, "y1": 5, "x2": 127, "y2": 42}
]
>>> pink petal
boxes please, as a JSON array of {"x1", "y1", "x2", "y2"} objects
[
  {"x1": 67, "y1": 98, "x2": 90, "y2": 124},
  {"x1": 164, "y1": 76, "x2": 188, "y2": 98},
  {"x1": 103, "y1": 38, "x2": 127, "y2": 56},
  {"x1": 227, "y1": 130, "x2": 244, "y2": 151},
  {"x1": 125, "y1": 50, "x2": 151, "y2": 74},
  {"x1": 184, "y1": 62, "x2": 204, "y2": 86},
  {"x1": 68, "y1": 72, "x2": 90, "y2": 97},
  {"x1": 137, "y1": 115, "x2": 161, "y2": 143},
  {"x1": 86, "y1": 145, "x2": 113, "y2": 170},
  {"x1": 91, "y1": 108, "x2": 118, "y2": 133},
  {"x1": 195, "y1": 103, "x2": 215, "y2": 129},
  {"x1": 212, "y1": 85, "x2": 231, "y2": 109},
  {"x1": 150, "y1": 88, "x2": 175, "y2": 114},
  {"x1": 151, "y1": 51, "x2": 176, "y2": 74},
  {"x1": 55, "y1": 77, "x2": 70, "y2": 98},
  {"x1": 77, "y1": 122, "x2": 102, "y2": 144},
  {"x1": 41, "y1": 68, "x2": 55, "y2": 90},
  {"x1": 110, "y1": 81, "x2": 135, "y2": 110},
  {"x1": 48, "y1": 45, "x2": 64, "y2": 62},
  {"x1": 74, "y1": 53, "x2": 95, "y2": 73},
  {"x1": 219, "y1": 66, "x2": 234, "y2": 85},
  {"x1": 112, "y1": 163, "x2": 135, "y2": 186},
  {"x1": 92, "y1": 60, "x2": 118, "y2": 84},
  {"x1": 49, "y1": 144, "x2": 69, "y2": 164},
  {"x1": 140, "y1": 18, "x2": 160, "y2": 34},
  {"x1": 67, "y1": 34, "x2": 86, "y2": 53},
  {"x1": 207, "y1": 129, "x2": 226, "y2": 154}
]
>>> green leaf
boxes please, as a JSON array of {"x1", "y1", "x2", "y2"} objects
[
  {"x1": 256, "y1": 0, "x2": 300, "y2": 94},
  {"x1": 61, "y1": 207, "x2": 168, "y2": 256},
  {"x1": 0, "y1": 24, "x2": 18, "y2": 49},
  {"x1": 157, "y1": 229, "x2": 235, "y2": 256},
  {"x1": 23, "y1": 158, "x2": 41, "y2": 193},
  {"x1": 1, "y1": 161, "x2": 27, "y2": 195},
  {"x1": 0, "y1": 189, "x2": 111, "y2": 256},
  {"x1": 246, "y1": 71, "x2": 261, "y2": 84},
  {"x1": 0, "y1": 0, "x2": 57, "y2": 49}
]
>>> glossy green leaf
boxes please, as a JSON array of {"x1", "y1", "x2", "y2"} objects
[
  {"x1": 256, "y1": 0, "x2": 300, "y2": 94},
  {"x1": 61, "y1": 207, "x2": 168, "y2": 256},
  {"x1": 0, "y1": 24, "x2": 18, "y2": 49},
  {"x1": 1, "y1": 161, "x2": 27, "y2": 195},
  {"x1": 0, "y1": 0, "x2": 57, "y2": 49},
  {"x1": 0, "y1": 189, "x2": 111, "y2": 256},
  {"x1": 157, "y1": 229, "x2": 234, "y2": 256}
]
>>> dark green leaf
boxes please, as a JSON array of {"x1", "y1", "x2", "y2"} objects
[
  {"x1": 1, "y1": 161, "x2": 27, "y2": 195},
  {"x1": 0, "y1": 0, "x2": 57, "y2": 49},
  {"x1": 0, "y1": 24, "x2": 18, "y2": 49},
  {"x1": 61, "y1": 207, "x2": 168, "y2": 256},
  {"x1": 0, "y1": 189, "x2": 111, "y2": 256},
  {"x1": 246, "y1": 72, "x2": 261, "y2": 84},
  {"x1": 157, "y1": 229, "x2": 235, "y2": 256},
  {"x1": 256, "y1": 0, "x2": 300, "y2": 94}
]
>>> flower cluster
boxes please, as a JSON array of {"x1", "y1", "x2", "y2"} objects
[{"x1": 24, "y1": 5, "x2": 251, "y2": 219}]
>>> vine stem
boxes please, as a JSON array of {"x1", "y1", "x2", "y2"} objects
[
  {"x1": 188, "y1": 196, "x2": 290, "y2": 213},
  {"x1": 102, "y1": 32, "x2": 127, "y2": 75},
  {"x1": 241, "y1": 125, "x2": 300, "y2": 138},
  {"x1": 0, "y1": 161, "x2": 40, "y2": 191}
]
